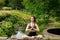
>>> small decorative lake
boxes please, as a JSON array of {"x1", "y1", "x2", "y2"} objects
[
  {"x1": 43, "y1": 27, "x2": 60, "y2": 39},
  {"x1": 47, "y1": 28, "x2": 60, "y2": 35}
]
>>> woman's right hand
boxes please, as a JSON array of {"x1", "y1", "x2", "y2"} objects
[{"x1": 30, "y1": 28, "x2": 36, "y2": 32}]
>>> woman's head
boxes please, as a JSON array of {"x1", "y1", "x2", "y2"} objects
[{"x1": 30, "y1": 16, "x2": 36, "y2": 22}]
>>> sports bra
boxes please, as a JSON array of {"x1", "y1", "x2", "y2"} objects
[{"x1": 28, "y1": 23, "x2": 37, "y2": 30}]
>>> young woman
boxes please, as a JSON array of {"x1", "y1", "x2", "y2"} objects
[{"x1": 25, "y1": 16, "x2": 42, "y2": 38}]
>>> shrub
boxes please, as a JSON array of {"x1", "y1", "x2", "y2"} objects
[{"x1": 0, "y1": 10, "x2": 31, "y2": 37}]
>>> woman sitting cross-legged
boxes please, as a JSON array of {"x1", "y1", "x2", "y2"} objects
[{"x1": 25, "y1": 16, "x2": 43, "y2": 39}]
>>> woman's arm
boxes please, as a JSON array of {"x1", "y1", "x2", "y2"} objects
[
  {"x1": 34, "y1": 24, "x2": 39, "y2": 31},
  {"x1": 25, "y1": 24, "x2": 31, "y2": 32}
]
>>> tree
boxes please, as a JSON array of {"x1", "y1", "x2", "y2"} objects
[
  {"x1": 7, "y1": 0, "x2": 25, "y2": 9},
  {"x1": 0, "y1": 0, "x2": 5, "y2": 8},
  {"x1": 23, "y1": 0, "x2": 50, "y2": 24},
  {"x1": 23, "y1": 0, "x2": 60, "y2": 24}
]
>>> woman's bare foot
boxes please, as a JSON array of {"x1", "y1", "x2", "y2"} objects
[{"x1": 37, "y1": 35, "x2": 43, "y2": 39}]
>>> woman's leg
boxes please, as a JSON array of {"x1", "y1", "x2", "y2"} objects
[{"x1": 37, "y1": 35, "x2": 43, "y2": 38}]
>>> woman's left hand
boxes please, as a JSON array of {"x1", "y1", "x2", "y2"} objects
[{"x1": 30, "y1": 28, "x2": 36, "y2": 32}]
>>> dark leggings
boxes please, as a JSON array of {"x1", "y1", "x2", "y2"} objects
[{"x1": 28, "y1": 32, "x2": 37, "y2": 36}]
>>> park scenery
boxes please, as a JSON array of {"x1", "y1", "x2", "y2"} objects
[{"x1": 0, "y1": 0, "x2": 60, "y2": 40}]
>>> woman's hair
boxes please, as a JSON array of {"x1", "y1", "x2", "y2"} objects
[{"x1": 30, "y1": 16, "x2": 36, "y2": 22}]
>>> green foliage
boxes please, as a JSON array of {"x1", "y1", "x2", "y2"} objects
[
  {"x1": 39, "y1": 25, "x2": 45, "y2": 34},
  {"x1": 0, "y1": 0, "x2": 5, "y2": 7},
  {"x1": 6, "y1": 0, "x2": 24, "y2": 9},
  {"x1": 4, "y1": 15, "x2": 19, "y2": 24},
  {"x1": 23, "y1": 0, "x2": 50, "y2": 25},
  {"x1": 0, "y1": 15, "x2": 19, "y2": 37},
  {"x1": 40, "y1": 25, "x2": 45, "y2": 32},
  {"x1": 0, "y1": 13, "x2": 11, "y2": 22},
  {"x1": 0, "y1": 10, "x2": 31, "y2": 37},
  {"x1": 23, "y1": 0, "x2": 48, "y2": 15},
  {"x1": 36, "y1": 14, "x2": 49, "y2": 25},
  {"x1": 23, "y1": 0, "x2": 60, "y2": 24}
]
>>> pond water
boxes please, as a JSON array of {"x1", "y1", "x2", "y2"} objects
[{"x1": 47, "y1": 28, "x2": 60, "y2": 35}]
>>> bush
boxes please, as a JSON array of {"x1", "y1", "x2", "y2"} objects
[
  {"x1": 0, "y1": 10, "x2": 31, "y2": 37},
  {"x1": 0, "y1": 20, "x2": 18, "y2": 37},
  {"x1": 0, "y1": 14, "x2": 20, "y2": 37},
  {"x1": 0, "y1": 13, "x2": 11, "y2": 22}
]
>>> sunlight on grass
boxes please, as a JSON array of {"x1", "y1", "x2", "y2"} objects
[
  {"x1": 0, "y1": 10, "x2": 31, "y2": 20},
  {"x1": 11, "y1": 10, "x2": 31, "y2": 20}
]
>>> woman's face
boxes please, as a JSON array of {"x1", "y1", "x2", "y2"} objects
[{"x1": 30, "y1": 17, "x2": 34, "y2": 22}]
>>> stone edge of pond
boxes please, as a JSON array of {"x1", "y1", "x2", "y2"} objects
[{"x1": 43, "y1": 27, "x2": 60, "y2": 39}]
